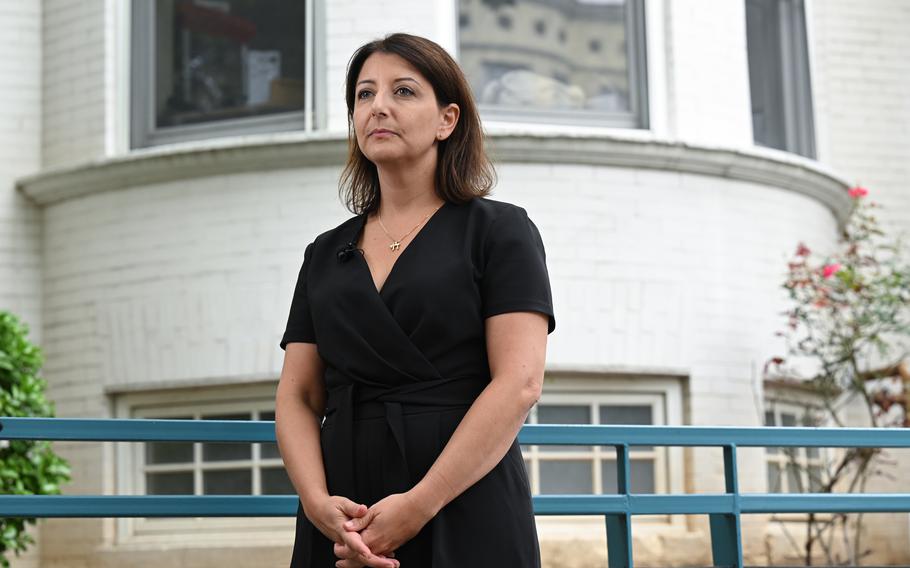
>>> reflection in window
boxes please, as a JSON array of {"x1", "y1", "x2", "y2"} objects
[
  {"x1": 150, "y1": 0, "x2": 307, "y2": 129},
  {"x1": 458, "y1": 0, "x2": 636, "y2": 116}
]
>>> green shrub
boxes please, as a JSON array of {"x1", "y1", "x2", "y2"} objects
[{"x1": 0, "y1": 311, "x2": 71, "y2": 567}]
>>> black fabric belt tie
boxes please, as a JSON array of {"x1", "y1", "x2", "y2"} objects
[{"x1": 322, "y1": 376, "x2": 489, "y2": 499}]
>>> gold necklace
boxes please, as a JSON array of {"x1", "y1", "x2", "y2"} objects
[{"x1": 377, "y1": 203, "x2": 444, "y2": 252}]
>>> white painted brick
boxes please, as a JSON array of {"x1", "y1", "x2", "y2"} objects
[{"x1": 3, "y1": 0, "x2": 910, "y2": 565}]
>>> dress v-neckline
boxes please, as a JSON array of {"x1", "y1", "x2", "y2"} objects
[{"x1": 354, "y1": 201, "x2": 450, "y2": 296}]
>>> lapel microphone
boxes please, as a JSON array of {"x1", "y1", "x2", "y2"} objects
[{"x1": 337, "y1": 241, "x2": 360, "y2": 263}]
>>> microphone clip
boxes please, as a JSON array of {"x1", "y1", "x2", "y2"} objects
[{"x1": 337, "y1": 241, "x2": 361, "y2": 263}]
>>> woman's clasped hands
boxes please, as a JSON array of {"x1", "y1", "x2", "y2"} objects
[{"x1": 329, "y1": 491, "x2": 436, "y2": 568}]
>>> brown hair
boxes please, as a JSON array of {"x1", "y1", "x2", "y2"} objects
[{"x1": 339, "y1": 33, "x2": 496, "y2": 214}]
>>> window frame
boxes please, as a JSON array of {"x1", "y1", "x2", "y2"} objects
[
  {"x1": 453, "y1": 0, "x2": 650, "y2": 130},
  {"x1": 763, "y1": 385, "x2": 838, "y2": 523},
  {"x1": 112, "y1": 382, "x2": 293, "y2": 546},
  {"x1": 129, "y1": 0, "x2": 325, "y2": 149},
  {"x1": 763, "y1": 400, "x2": 828, "y2": 495},
  {"x1": 112, "y1": 375, "x2": 685, "y2": 542},
  {"x1": 524, "y1": 392, "x2": 666, "y2": 496},
  {"x1": 530, "y1": 374, "x2": 686, "y2": 533}
]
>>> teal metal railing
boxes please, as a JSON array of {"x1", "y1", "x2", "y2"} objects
[{"x1": 2, "y1": 417, "x2": 909, "y2": 568}]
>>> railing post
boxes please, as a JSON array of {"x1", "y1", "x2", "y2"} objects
[
  {"x1": 708, "y1": 444, "x2": 744, "y2": 568},
  {"x1": 605, "y1": 443, "x2": 633, "y2": 568}
]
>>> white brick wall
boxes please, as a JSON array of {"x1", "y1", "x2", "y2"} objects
[
  {"x1": 1, "y1": 3, "x2": 44, "y2": 566},
  {"x1": 5, "y1": 0, "x2": 909, "y2": 565},
  {"x1": 809, "y1": 0, "x2": 910, "y2": 241},
  {"x1": 41, "y1": 0, "x2": 106, "y2": 169},
  {"x1": 0, "y1": 1, "x2": 43, "y2": 341}
]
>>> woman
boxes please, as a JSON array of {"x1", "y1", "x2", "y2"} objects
[{"x1": 275, "y1": 33, "x2": 556, "y2": 568}]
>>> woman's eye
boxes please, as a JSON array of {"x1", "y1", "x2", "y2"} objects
[{"x1": 357, "y1": 87, "x2": 413, "y2": 100}]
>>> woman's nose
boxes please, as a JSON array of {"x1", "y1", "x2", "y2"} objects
[{"x1": 370, "y1": 91, "x2": 389, "y2": 116}]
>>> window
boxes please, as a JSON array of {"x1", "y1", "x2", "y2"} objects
[
  {"x1": 141, "y1": 408, "x2": 292, "y2": 499},
  {"x1": 113, "y1": 384, "x2": 294, "y2": 544},
  {"x1": 764, "y1": 401, "x2": 827, "y2": 493},
  {"x1": 525, "y1": 377, "x2": 685, "y2": 537},
  {"x1": 745, "y1": 0, "x2": 817, "y2": 158},
  {"x1": 522, "y1": 388, "x2": 674, "y2": 496},
  {"x1": 130, "y1": 0, "x2": 320, "y2": 148},
  {"x1": 456, "y1": 0, "x2": 649, "y2": 128}
]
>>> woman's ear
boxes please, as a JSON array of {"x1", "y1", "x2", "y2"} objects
[{"x1": 437, "y1": 103, "x2": 460, "y2": 141}]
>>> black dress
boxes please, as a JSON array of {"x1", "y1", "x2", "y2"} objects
[{"x1": 280, "y1": 196, "x2": 556, "y2": 567}]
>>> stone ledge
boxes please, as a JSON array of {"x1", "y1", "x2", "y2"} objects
[{"x1": 16, "y1": 130, "x2": 852, "y2": 227}]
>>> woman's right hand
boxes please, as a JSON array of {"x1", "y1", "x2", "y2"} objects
[{"x1": 306, "y1": 495, "x2": 400, "y2": 568}]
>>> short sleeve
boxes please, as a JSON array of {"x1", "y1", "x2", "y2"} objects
[
  {"x1": 280, "y1": 241, "x2": 317, "y2": 350},
  {"x1": 481, "y1": 206, "x2": 556, "y2": 334}
]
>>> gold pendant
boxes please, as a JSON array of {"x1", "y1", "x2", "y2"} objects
[{"x1": 389, "y1": 241, "x2": 401, "y2": 251}]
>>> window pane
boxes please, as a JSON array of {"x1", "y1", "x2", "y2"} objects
[
  {"x1": 781, "y1": 413, "x2": 797, "y2": 427},
  {"x1": 260, "y1": 410, "x2": 281, "y2": 459},
  {"x1": 808, "y1": 465, "x2": 823, "y2": 493},
  {"x1": 745, "y1": 0, "x2": 816, "y2": 158},
  {"x1": 202, "y1": 413, "x2": 251, "y2": 461},
  {"x1": 154, "y1": 0, "x2": 307, "y2": 129},
  {"x1": 600, "y1": 405, "x2": 651, "y2": 425},
  {"x1": 147, "y1": 471, "x2": 194, "y2": 495},
  {"x1": 786, "y1": 462, "x2": 802, "y2": 493},
  {"x1": 600, "y1": 404, "x2": 652, "y2": 450},
  {"x1": 459, "y1": 0, "x2": 632, "y2": 114},
  {"x1": 262, "y1": 467, "x2": 295, "y2": 495},
  {"x1": 144, "y1": 415, "x2": 194, "y2": 464},
  {"x1": 146, "y1": 441, "x2": 195, "y2": 464},
  {"x1": 521, "y1": 412, "x2": 532, "y2": 452},
  {"x1": 538, "y1": 405, "x2": 592, "y2": 452},
  {"x1": 539, "y1": 460, "x2": 593, "y2": 494},
  {"x1": 801, "y1": 412, "x2": 821, "y2": 458},
  {"x1": 602, "y1": 459, "x2": 618, "y2": 493},
  {"x1": 203, "y1": 469, "x2": 252, "y2": 494},
  {"x1": 631, "y1": 459, "x2": 654, "y2": 493},
  {"x1": 767, "y1": 463, "x2": 781, "y2": 492},
  {"x1": 261, "y1": 442, "x2": 281, "y2": 459},
  {"x1": 601, "y1": 458, "x2": 654, "y2": 493},
  {"x1": 764, "y1": 410, "x2": 780, "y2": 454}
]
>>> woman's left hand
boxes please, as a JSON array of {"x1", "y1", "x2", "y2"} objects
[{"x1": 336, "y1": 491, "x2": 435, "y2": 563}]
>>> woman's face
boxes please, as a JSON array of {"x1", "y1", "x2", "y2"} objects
[{"x1": 353, "y1": 52, "x2": 459, "y2": 168}]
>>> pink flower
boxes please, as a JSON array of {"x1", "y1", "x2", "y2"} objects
[
  {"x1": 822, "y1": 263, "x2": 842, "y2": 278},
  {"x1": 795, "y1": 242, "x2": 811, "y2": 257},
  {"x1": 848, "y1": 186, "x2": 869, "y2": 198}
]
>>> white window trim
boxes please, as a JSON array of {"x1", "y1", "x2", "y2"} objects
[
  {"x1": 532, "y1": 374, "x2": 687, "y2": 537},
  {"x1": 764, "y1": 384, "x2": 838, "y2": 523},
  {"x1": 127, "y1": 0, "x2": 325, "y2": 151},
  {"x1": 525, "y1": 391, "x2": 666, "y2": 496},
  {"x1": 112, "y1": 382, "x2": 293, "y2": 548},
  {"x1": 111, "y1": 375, "x2": 685, "y2": 545}
]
